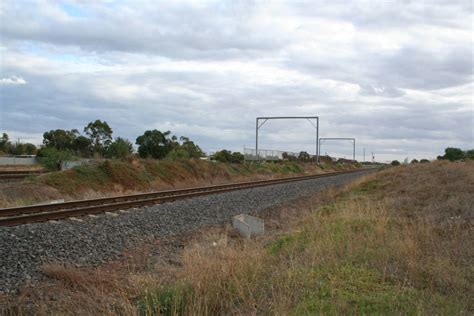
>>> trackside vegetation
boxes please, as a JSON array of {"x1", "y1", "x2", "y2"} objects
[
  {"x1": 8, "y1": 160, "x2": 471, "y2": 314},
  {"x1": 0, "y1": 159, "x2": 356, "y2": 207},
  {"x1": 33, "y1": 159, "x2": 334, "y2": 196},
  {"x1": 134, "y1": 161, "x2": 473, "y2": 314}
]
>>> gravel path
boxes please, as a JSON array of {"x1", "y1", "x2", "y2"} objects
[{"x1": 0, "y1": 170, "x2": 373, "y2": 293}]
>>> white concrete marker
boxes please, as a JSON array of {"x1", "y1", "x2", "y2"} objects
[{"x1": 232, "y1": 214, "x2": 265, "y2": 238}]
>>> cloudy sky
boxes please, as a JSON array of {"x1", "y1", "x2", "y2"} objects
[{"x1": 0, "y1": 0, "x2": 472, "y2": 161}]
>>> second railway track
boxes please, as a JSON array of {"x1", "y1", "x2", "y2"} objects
[
  {"x1": 0, "y1": 169, "x2": 370, "y2": 227},
  {"x1": 0, "y1": 170, "x2": 45, "y2": 180}
]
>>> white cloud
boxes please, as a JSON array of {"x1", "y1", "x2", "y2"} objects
[{"x1": 0, "y1": 75, "x2": 27, "y2": 85}]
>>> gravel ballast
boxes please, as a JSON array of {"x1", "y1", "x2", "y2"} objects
[{"x1": 0, "y1": 170, "x2": 373, "y2": 293}]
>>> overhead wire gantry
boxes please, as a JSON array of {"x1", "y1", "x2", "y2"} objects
[
  {"x1": 255, "y1": 116, "x2": 319, "y2": 162},
  {"x1": 318, "y1": 137, "x2": 356, "y2": 163}
]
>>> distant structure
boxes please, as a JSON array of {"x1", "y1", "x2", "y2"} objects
[
  {"x1": 255, "y1": 116, "x2": 319, "y2": 162},
  {"x1": 318, "y1": 138, "x2": 356, "y2": 163}
]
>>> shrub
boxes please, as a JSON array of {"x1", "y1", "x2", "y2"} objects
[
  {"x1": 466, "y1": 149, "x2": 474, "y2": 160},
  {"x1": 391, "y1": 160, "x2": 401, "y2": 166},
  {"x1": 230, "y1": 152, "x2": 244, "y2": 163},
  {"x1": 213, "y1": 150, "x2": 244, "y2": 163},
  {"x1": 166, "y1": 138, "x2": 204, "y2": 160},
  {"x1": 438, "y1": 147, "x2": 465, "y2": 161},
  {"x1": 106, "y1": 137, "x2": 133, "y2": 159},
  {"x1": 37, "y1": 147, "x2": 74, "y2": 171},
  {"x1": 298, "y1": 151, "x2": 311, "y2": 162}
]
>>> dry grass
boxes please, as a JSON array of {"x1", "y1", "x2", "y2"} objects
[{"x1": 4, "y1": 161, "x2": 472, "y2": 315}]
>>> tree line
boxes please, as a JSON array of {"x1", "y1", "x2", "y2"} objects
[
  {"x1": 0, "y1": 133, "x2": 38, "y2": 155},
  {"x1": 0, "y1": 119, "x2": 211, "y2": 165},
  {"x1": 390, "y1": 147, "x2": 474, "y2": 166},
  {"x1": 0, "y1": 120, "x2": 250, "y2": 169},
  {"x1": 437, "y1": 147, "x2": 474, "y2": 162}
]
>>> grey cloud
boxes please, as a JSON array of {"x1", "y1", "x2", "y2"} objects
[
  {"x1": 1, "y1": 1, "x2": 285, "y2": 60},
  {"x1": 0, "y1": 0, "x2": 472, "y2": 161}
]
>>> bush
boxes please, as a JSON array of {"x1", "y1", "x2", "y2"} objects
[
  {"x1": 298, "y1": 151, "x2": 311, "y2": 162},
  {"x1": 391, "y1": 160, "x2": 401, "y2": 166},
  {"x1": 212, "y1": 150, "x2": 244, "y2": 163},
  {"x1": 213, "y1": 150, "x2": 232, "y2": 163},
  {"x1": 410, "y1": 159, "x2": 418, "y2": 164},
  {"x1": 466, "y1": 149, "x2": 474, "y2": 160},
  {"x1": 230, "y1": 152, "x2": 244, "y2": 163},
  {"x1": 106, "y1": 137, "x2": 133, "y2": 159},
  {"x1": 166, "y1": 148, "x2": 191, "y2": 160},
  {"x1": 420, "y1": 159, "x2": 430, "y2": 163},
  {"x1": 166, "y1": 138, "x2": 204, "y2": 160},
  {"x1": 24, "y1": 143, "x2": 38, "y2": 155},
  {"x1": 438, "y1": 147, "x2": 465, "y2": 162},
  {"x1": 37, "y1": 147, "x2": 74, "y2": 171}
]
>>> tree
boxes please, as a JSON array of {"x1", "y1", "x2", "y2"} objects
[
  {"x1": 23, "y1": 143, "x2": 37, "y2": 155},
  {"x1": 465, "y1": 149, "x2": 474, "y2": 160},
  {"x1": 107, "y1": 137, "x2": 134, "y2": 159},
  {"x1": 43, "y1": 129, "x2": 79, "y2": 151},
  {"x1": 0, "y1": 133, "x2": 10, "y2": 152},
  {"x1": 72, "y1": 135, "x2": 92, "y2": 157},
  {"x1": 282, "y1": 152, "x2": 294, "y2": 161},
  {"x1": 298, "y1": 151, "x2": 311, "y2": 162},
  {"x1": 136, "y1": 129, "x2": 174, "y2": 159},
  {"x1": 213, "y1": 150, "x2": 232, "y2": 162},
  {"x1": 439, "y1": 147, "x2": 465, "y2": 162},
  {"x1": 179, "y1": 136, "x2": 204, "y2": 158},
  {"x1": 230, "y1": 152, "x2": 244, "y2": 163},
  {"x1": 9, "y1": 143, "x2": 25, "y2": 155},
  {"x1": 84, "y1": 120, "x2": 113, "y2": 155},
  {"x1": 212, "y1": 150, "x2": 244, "y2": 163},
  {"x1": 166, "y1": 136, "x2": 204, "y2": 159},
  {"x1": 391, "y1": 160, "x2": 401, "y2": 166},
  {"x1": 420, "y1": 159, "x2": 430, "y2": 163},
  {"x1": 410, "y1": 159, "x2": 419, "y2": 164}
]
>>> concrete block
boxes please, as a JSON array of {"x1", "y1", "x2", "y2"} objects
[{"x1": 232, "y1": 214, "x2": 264, "y2": 238}]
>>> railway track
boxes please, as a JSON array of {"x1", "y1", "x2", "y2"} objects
[
  {"x1": 0, "y1": 170, "x2": 45, "y2": 180},
  {"x1": 0, "y1": 169, "x2": 370, "y2": 227}
]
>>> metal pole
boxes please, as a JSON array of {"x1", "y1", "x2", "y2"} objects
[
  {"x1": 319, "y1": 138, "x2": 322, "y2": 163},
  {"x1": 316, "y1": 118, "x2": 319, "y2": 163},
  {"x1": 353, "y1": 139, "x2": 355, "y2": 162},
  {"x1": 255, "y1": 118, "x2": 259, "y2": 163},
  {"x1": 363, "y1": 148, "x2": 365, "y2": 162}
]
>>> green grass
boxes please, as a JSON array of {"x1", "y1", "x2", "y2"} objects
[
  {"x1": 290, "y1": 264, "x2": 458, "y2": 315},
  {"x1": 137, "y1": 284, "x2": 193, "y2": 316}
]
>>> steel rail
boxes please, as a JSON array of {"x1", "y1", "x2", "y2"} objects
[
  {"x1": 0, "y1": 170, "x2": 45, "y2": 175},
  {"x1": 0, "y1": 169, "x2": 369, "y2": 227},
  {"x1": 0, "y1": 170, "x2": 45, "y2": 179},
  {"x1": 0, "y1": 174, "x2": 42, "y2": 180}
]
